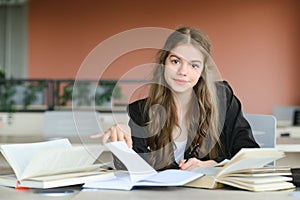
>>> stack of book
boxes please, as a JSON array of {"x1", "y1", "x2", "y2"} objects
[
  {"x1": 185, "y1": 148, "x2": 295, "y2": 191},
  {"x1": 0, "y1": 139, "x2": 114, "y2": 189}
]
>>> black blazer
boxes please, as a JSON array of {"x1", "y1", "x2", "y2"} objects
[{"x1": 114, "y1": 81, "x2": 259, "y2": 170}]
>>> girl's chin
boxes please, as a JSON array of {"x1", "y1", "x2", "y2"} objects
[{"x1": 170, "y1": 87, "x2": 193, "y2": 94}]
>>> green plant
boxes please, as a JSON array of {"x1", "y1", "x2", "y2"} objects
[
  {"x1": 59, "y1": 81, "x2": 92, "y2": 106},
  {"x1": 0, "y1": 69, "x2": 46, "y2": 119},
  {"x1": 58, "y1": 80, "x2": 122, "y2": 108},
  {"x1": 58, "y1": 82, "x2": 73, "y2": 106},
  {"x1": 22, "y1": 82, "x2": 46, "y2": 110},
  {"x1": 95, "y1": 81, "x2": 122, "y2": 106},
  {"x1": 72, "y1": 81, "x2": 92, "y2": 106},
  {"x1": 0, "y1": 69, "x2": 16, "y2": 124}
]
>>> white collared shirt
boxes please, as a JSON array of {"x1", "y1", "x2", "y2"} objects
[{"x1": 173, "y1": 139, "x2": 187, "y2": 164}]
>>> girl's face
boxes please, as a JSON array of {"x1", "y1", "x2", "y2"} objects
[{"x1": 164, "y1": 43, "x2": 204, "y2": 95}]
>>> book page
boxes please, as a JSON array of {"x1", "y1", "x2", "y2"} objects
[
  {"x1": 83, "y1": 172, "x2": 134, "y2": 190},
  {"x1": 222, "y1": 166, "x2": 292, "y2": 177},
  {"x1": 217, "y1": 148, "x2": 285, "y2": 177},
  {"x1": 27, "y1": 171, "x2": 109, "y2": 181},
  {"x1": 223, "y1": 176, "x2": 292, "y2": 184},
  {"x1": 135, "y1": 169, "x2": 204, "y2": 186},
  {"x1": 105, "y1": 141, "x2": 157, "y2": 182},
  {"x1": 84, "y1": 142, "x2": 205, "y2": 190},
  {"x1": 0, "y1": 139, "x2": 71, "y2": 180},
  {"x1": 21, "y1": 145, "x2": 105, "y2": 180},
  {"x1": 192, "y1": 166, "x2": 221, "y2": 176},
  {"x1": 83, "y1": 169, "x2": 204, "y2": 190},
  {"x1": 218, "y1": 178, "x2": 295, "y2": 192}
]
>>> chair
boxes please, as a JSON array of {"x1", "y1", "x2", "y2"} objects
[
  {"x1": 293, "y1": 110, "x2": 300, "y2": 126},
  {"x1": 244, "y1": 113, "x2": 277, "y2": 166},
  {"x1": 273, "y1": 106, "x2": 300, "y2": 126},
  {"x1": 43, "y1": 111, "x2": 101, "y2": 142},
  {"x1": 43, "y1": 110, "x2": 129, "y2": 143},
  {"x1": 243, "y1": 113, "x2": 276, "y2": 149},
  {"x1": 43, "y1": 110, "x2": 118, "y2": 169}
]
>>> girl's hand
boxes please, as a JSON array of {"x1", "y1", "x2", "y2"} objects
[
  {"x1": 90, "y1": 124, "x2": 132, "y2": 148},
  {"x1": 178, "y1": 158, "x2": 217, "y2": 171}
]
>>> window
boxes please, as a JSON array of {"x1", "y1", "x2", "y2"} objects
[{"x1": 0, "y1": 0, "x2": 28, "y2": 78}]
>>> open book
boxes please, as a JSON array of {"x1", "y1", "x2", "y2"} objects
[
  {"x1": 0, "y1": 139, "x2": 114, "y2": 189},
  {"x1": 83, "y1": 141, "x2": 204, "y2": 190},
  {"x1": 185, "y1": 148, "x2": 295, "y2": 191}
]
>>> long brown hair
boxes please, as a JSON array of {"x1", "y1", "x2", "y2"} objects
[{"x1": 144, "y1": 27, "x2": 222, "y2": 170}]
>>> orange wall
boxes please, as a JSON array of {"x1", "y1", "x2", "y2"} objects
[{"x1": 28, "y1": 0, "x2": 300, "y2": 114}]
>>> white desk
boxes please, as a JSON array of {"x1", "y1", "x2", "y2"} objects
[
  {"x1": 0, "y1": 186, "x2": 78, "y2": 200},
  {"x1": 75, "y1": 187, "x2": 300, "y2": 200},
  {"x1": 276, "y1": 144, "x2": 300, "y2": 168},
  {"x1": 276, "y1": 136, "x2": 300, "y2": 168},
  {"x1": 0, "y1": 186, "x2": 299, "y2": 200},
  {"x1": 277, "y1": 126, "x2": 300, "y2": 138}
]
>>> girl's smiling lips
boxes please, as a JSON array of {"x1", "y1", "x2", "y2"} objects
[{"x1": 173, "y1": 78, "x2": 188, "y2": 84}]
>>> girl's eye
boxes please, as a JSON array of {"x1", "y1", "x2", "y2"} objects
[
  {"x1": 191, "y1": 64, "x2": 200, "y2": 68},
  {"x1": 171, "y1": 58, "x2": 180, "y2": 65}
]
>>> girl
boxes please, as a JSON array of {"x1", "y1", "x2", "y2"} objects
[{"x1": 94, "y1": 27, "x2": 259, "y2": 171}]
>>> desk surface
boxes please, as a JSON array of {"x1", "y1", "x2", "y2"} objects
[
  {"x1": 0, "y1": 186, "x2": 79, "y2": 200},
  {"x1": 0, "y1": 137, "x2": 299, "y2": 199},
  {"x1": 1, "y1": 185, "x2": 299, "y2": 200}
]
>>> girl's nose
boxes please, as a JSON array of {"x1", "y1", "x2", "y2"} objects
[{"x1": 177, "y1": 62, "x2": 188, "y2": 76}]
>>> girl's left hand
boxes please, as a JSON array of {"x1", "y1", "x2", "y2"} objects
[{"x1": 178, "y1": 158, "x2": 217, "y2": 171}]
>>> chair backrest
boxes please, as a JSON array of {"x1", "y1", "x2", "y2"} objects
[
  {"x1": 243, "y1": 113, "x2": 276, "y2": 148},
  {"x1": 293, "y1": 110, "x2": 300, "y2": 126},
  {"x1": 43, "y1": 111, "x2": 100, "y2": 141},
  {"x1": 273, "y1": 106, "x2": 300, "y2": 126},
  {"x1": 244, "y1": 113, "x2": 277, "y2": 166}
]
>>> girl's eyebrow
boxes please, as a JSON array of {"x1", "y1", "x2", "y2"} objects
[{"x1": 169, "y1": 53, "x2": 202, "y2": 64}]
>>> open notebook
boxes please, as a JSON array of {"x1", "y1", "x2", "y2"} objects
[{"x1": 83, "y1": 141, "x2": 204, "y2": 190}]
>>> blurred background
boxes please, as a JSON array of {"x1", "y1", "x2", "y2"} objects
[{"x1": 0, "y1": 0, "x2": 299, "y2": 149}]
